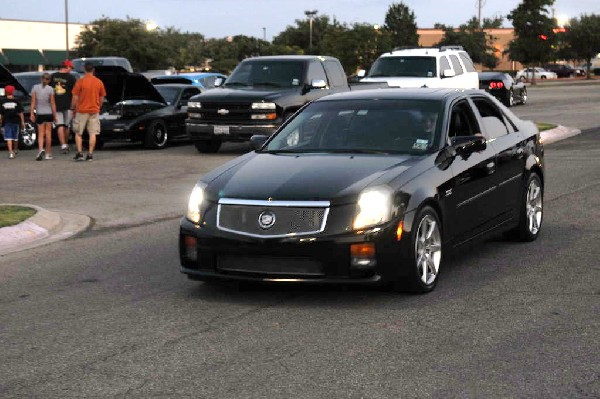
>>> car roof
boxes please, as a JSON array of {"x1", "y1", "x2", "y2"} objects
[
  {"x1": 317, "y1": 88, "x2": 473, "y2": 103},
  {"x1": 243, "y1": 55, "x2": 338, "y2": 62}
]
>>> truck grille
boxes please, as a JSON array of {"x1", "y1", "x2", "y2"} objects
[
  {"x1": 217, "y1": 199, "x2": 330, "y2": 238},
  {"x1": 200, "y1": 102, "x2": 252, "y2": 122}
]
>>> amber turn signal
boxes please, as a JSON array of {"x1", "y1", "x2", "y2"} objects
[
  {"x1": 396, "y1": 221, "x2": 403, "y2": 241},
  {"x1": 350, "y1": 243, "x2": 376, "y2": 258}
]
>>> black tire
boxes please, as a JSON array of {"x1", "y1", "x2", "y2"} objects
[
  {"x1": 144, "y1": 120, "x2": 168, "y2": 149},
  {"x1": 504, "y1": 90, "x2": 514, "y2": 107},
  {"x1": 507, "y1": 173, "x2": 543, "y2": 241},
  {"x1": 18, "y1": 123, "x2": 37, "y2": 150},
  {"x1": 541, "y1": 75, "x2": 547, "y2": 80},
  {"x1": 395, "y1": 205, "x2": 443, "y2": 294},
  {"x1": 194, "y1": 138, "x2": 222, "y2": 153}
]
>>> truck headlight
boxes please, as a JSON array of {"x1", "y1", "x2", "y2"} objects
[
  {"x1": 186, "y1": 183, "x2": 206, "y2": 224},
  {"x1": 251, "y1": 102, "x2": 276, "y2": 110},
  {"x1": 188, "y1": 101, "x2": 202, "y2": 108},
  {"x1": 353, "y1": 186, "x2": 393, "y2": 230}
]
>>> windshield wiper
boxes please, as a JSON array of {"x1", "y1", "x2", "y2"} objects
[{"x1": 252, "y1": 82, "x2": 283, "y2": 87}]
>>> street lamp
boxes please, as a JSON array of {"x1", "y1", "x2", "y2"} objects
[
  {"x1": 304, "y1": 10, "x2": 318, "y2": 51},
  {"x1": 65, "y1": 0, "x2": 69, "y2": 59}
]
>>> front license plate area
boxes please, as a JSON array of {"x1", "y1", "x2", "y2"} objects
[
  {"x1": 217, "y1": 256, "x2": 324, "y2": 276},
  {"x1": 214, "y1": 125, "x2": 230, "y2": 135}
]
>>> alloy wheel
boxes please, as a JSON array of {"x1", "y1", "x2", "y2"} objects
[
  {"x1": 154, "y1": 125, "x2": 167, "y2": 147},
  {"x1": 21, "y1": 123, "x2": 37, "y2": 147},
  {"x1": 414, "y1": 215, "x2": 442, "y2": 285},
  {"x1": 526, "y1": 178, "x2": 543, "y2": 235}
]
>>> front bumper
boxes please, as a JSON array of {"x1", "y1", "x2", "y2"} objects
[
  {"x1": 186, "y1": 120, "x2": 278, "y2": 142},
  {"x1": 179, "y1": 217, "x2": 406, "y2": 286}
]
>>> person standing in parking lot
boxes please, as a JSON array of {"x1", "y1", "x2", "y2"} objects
[
  {"x1": 0, "y1": 85, "x2": 25, "y2": 159},
  {"x1": 51, "y1": 60, "x2": 77, "y2": 154},
  {"x1": 71, "y1": 62, "x2": 106, "y2": 161},
  {"x1": 30, "y1": 73, "x2": 57, "y2": 161}
]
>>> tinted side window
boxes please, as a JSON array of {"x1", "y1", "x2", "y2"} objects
[
  {"x1": 323, "y1": 60, "x2": 346, "y2": 87},
  {"x1": 439, "y1": 56, "x2": 451, "y2": 76},
  {"x1": 181, "y1": 88, "x2": 200, "y2": 102},
  {"x1": 449, "y1": 55, "x2": 464, "y2": 75},
  {"x1": 459, "y1": 52, "x2": 476, "y2": 72},
  {"x1": 448, "y1": 100, "x2": 479, "y2": 139},
  {"x1": 306, "y1": 61, "x2": 328, "y2": 84}
]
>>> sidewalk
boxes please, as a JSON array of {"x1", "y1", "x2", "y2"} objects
[{"x1": 0, "y1": 124, "x2": 584, "y2": 256}]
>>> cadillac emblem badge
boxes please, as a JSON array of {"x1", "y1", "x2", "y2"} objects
[{"x1": 258, "y1": 210, "x2": 276, "y2": 230}]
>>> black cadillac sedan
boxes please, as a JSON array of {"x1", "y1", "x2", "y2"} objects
[
  {"x1": 478, "y1": 72, "x2": 527, "y2": 107},
  {"x1": 179, "y1": 88, "x2": 544, "y2": 293}
]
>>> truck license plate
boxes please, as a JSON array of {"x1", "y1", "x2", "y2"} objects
[{"x1": 214, "y1": 126, "x2": 230, "y2": 135}]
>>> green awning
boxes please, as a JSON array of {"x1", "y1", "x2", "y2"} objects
[
  {"x1": 2, "y1": 48, "x2": 45, "y2": 65},
  {"x1": 43, "y1": 50, "x2": 69, "y2": 66}
]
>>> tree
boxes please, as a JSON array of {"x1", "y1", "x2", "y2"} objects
[
  {"x1": 273, "y1": 15, "x2": 333, "y2": 54},
  {"x1": 507, "y1": 0, "x2": 556, "y2": 83},
  {"x1": 435, "y1": 16, "x2": 503, "y2": 69},
  {"x1": 383, "y1": 2, "x2": 419, "y2": 47},
  {"x1": 564, "y1": 14, "x2": 600, "y2": 79}
]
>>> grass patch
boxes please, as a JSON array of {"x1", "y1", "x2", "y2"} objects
[
  {"x1": 0, "y1": 206, "x2": 36, "y2": 228},
  {"x1": 536, "y1": 122, "x2": 557, "y2": 131}
]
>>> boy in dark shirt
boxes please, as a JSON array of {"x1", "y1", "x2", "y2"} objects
[{"x1": 0, "y1": 85, "x2": 25, "y2": 159}]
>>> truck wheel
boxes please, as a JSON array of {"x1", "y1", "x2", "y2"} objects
[
  {"x1": 144, "y1": 120, "x2": 168, "y2": 149},
  {"x1": 194, "y1": 138, "x2": 222, "y2": 153}
]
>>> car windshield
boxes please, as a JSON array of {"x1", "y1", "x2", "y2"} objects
[
  {"x1": 368, "y1": 57, "x2": 437, "y2": 78},
  {"x1": 262, "y1": 99, "x2": 442, "y2": 155},
  {"x1": 154, "y1": 86, "x2": 179, "y2": 105},
  {"x1": 14, "y1": 75, "x2": 39, "y2": 94},
  {"x1": 225, "y1": 61, "x2": 304, "y2": 88}
]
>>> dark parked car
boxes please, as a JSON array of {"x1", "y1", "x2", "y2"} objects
[
  {"x1": 94, "y1": 66, "x2": 201, "y2": 148},
  {"x1": 180, "y1": 88, "x2": 544, "y2": 293},
  {"x1": 543, "y1": 63, "x2": 581, "y2": 78},
  {"x1": 478, "y1": 72, "x2": 527, "y2": 107},
  {"x1": 0, "y1": 65, "x2": 38, "y2": 150}
]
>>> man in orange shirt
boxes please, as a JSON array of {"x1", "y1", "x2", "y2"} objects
[{"x1": 70, "y1": 62, "x2": 106, "y2": 161}]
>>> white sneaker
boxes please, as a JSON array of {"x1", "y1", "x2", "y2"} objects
[
  {"x1": 8, "y1": 152, "x2": 15, "y2": 159},
  {"x1": 45, "y1": 154, "x2": 53, "y2": 160}
]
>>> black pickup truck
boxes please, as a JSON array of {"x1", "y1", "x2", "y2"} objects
[{"x1": 185, "y1": 55, "x2": 386, "y2": 152}]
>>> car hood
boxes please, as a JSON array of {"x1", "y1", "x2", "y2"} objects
[
  {"x1": 361, "y1": 76, "x2": 437, "y2": 88},
  {"x1": 94, "y1": 66, "x2": 166, "y2": 105},
  {"x1": 194, "y1": 86, "x2": 299, "y2": 103},
  {"x1": 203, "y1": 152, "x2": 415, "y2": 205},
  {"x1": 0, "y1": 64, "x2": 28, "y2": 95}
]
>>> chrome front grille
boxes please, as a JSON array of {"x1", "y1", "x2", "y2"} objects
[{"x1": 217, "y1": 199, "x2": 330, "y2": 238}]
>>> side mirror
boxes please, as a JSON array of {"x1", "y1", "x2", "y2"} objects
[
  {"x1": 442, "y1": 69, "x2": 456, "y2": 78},
  {"x1": 214, "y1": 77, "x2": 224, "y2": 87},
  {"x1": 357, "y1": 69, "x2": 366, "y2": 78},
  {"x1": 249, "y1": 134, "x2": 269, "y2": 151},
  {"x1": 310, "y1": 79, "x2": 327, "y2": 89}
]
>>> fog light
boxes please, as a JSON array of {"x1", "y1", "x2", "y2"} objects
[
  {"x1": 183, "y1": 235, "x2": 198, "y2": 261},
  {"x1": 350, "y1": 243, "x2": 376, "y2": 268}
]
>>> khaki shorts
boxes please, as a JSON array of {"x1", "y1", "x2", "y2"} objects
[
  {"x1": 56, "y1": 110, "x2": 72, "y2": 127},
  {"x1": 74, "y1": 113, "x2": 101, "y2": 135}
]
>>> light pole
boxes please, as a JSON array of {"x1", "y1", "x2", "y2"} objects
[
  {"x1": 304, "y1": 10, "x2": 318, "y2": 51},
  {"x1": 65, "y1": 0, "x2": 69, "y2": 59}
]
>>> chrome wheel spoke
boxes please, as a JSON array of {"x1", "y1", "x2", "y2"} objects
[{"x1": 429, "y1": 242, "x2": 441, "y2": 253}]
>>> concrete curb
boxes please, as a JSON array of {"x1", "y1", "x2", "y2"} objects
[
  {"x1": 0, "y1": 125, "x2": 583, "y2": 256},
  {"x1": 0, "y1": 205, "x2": 91, "y2": 256}
]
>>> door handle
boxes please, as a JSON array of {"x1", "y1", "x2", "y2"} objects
[{"x1": 486, "y1": 161, "x2": 496, "y2": 174}]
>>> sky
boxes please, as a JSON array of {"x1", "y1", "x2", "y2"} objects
[{"x1": 2, "y1": 0, "x2": 598, "y2": 40}]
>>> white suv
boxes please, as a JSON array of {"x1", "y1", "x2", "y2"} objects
[{"x1": 361, "y1": 46, "x2": 479, "y2": 89}]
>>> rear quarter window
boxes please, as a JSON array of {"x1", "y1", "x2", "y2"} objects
[
  {"x1": 323, "y1": 60, "x2": 346, "y2": 88},
  {"x1": 459, "y1": 52, "x2": 477, "y2": 73}
]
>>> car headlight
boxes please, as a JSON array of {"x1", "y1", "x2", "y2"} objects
[
  {"x1": 353, "y1": 186, "x2": 394, "y2": 230},
  {"x1": 186, "y1": 183, "x2": 206, "y2": 224},
  {"x1": 251, "y1": 102, "x2": 276, "y2": 110},
  {"x1": 188, "y1": 101, "x2": 202, "y2": 108}
]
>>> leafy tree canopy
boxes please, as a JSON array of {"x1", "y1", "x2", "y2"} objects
[{"x1": 383, "y1": 2, "x2": 419, "y2": 47}]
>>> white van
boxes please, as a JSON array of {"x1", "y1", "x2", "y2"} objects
[{"x1": 360, "y1": 46, "x2": 479, "y2": 89}]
